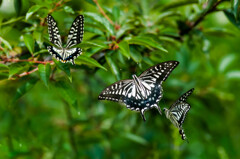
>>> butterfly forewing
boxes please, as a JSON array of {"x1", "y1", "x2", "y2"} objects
[
  {"x1": 139, "y1": 61, "x2": 179, "y2": 85},
  {"x1": 47, "y1": 15, "x2": 62, "y2": 48},
  {"x1": 170, "y1": 88, "x2": 194, "y2": 110},
  {"x1": 66, "y1": 15, "x2": 84, "y2": 48}
]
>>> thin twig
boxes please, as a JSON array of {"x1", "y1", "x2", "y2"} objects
[
  {"x1": 0, "y1": 58, "x2": 53, "y2": 64},
  {"x1": 93, "y1": 0, "x2": 114, "y2": 25},
  {"x1": 5, "y1": 59, "x2": 55, "y2": 80},
  {"x1": 180, "y1": 0, "x2": 227, "y2": 35}
]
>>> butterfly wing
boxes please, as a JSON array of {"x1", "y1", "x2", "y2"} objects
[
  {"x1": 171, "y1": 103, "x2": 190, "y2": 126},
  {"x1": 170, "y1": 88, "x2": 194, "y2": 110},
  {"x1": 139, "y1": 61, "x2": 179, "y2": 85},
  {"x1": 66, "y1": 15, "x2": 84, "y2": 48},
  {"x1": 47, "y1": 15, "x2": 62, "y2": 48},
  {"x1": 98, "y1": 79, "x2": 133, "y2": 102},
  {"x1": 47, "y1": 46, "x2": 63, "y2": 61}
]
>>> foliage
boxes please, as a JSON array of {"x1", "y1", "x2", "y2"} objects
[{"x1": 0, "y1": 0, "x2": 240, "y2": 158}]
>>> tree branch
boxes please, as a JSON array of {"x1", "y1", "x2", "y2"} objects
[
  {"x1": 3, "y1": 59, "x2": 55, "y2": 80},
  {"x1": 180, "y1": 0, "x2": 227, "y2": 35},
  {"x1": 0, "y1": 58, "x2": 53, "y2": 64},
  {"x1": 93, "y1": 0, "x2": 114, "y2": 25}
]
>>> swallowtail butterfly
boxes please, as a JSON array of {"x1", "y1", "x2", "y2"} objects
[
  {"x1": 163, "y1": 88, "x2": 194, "y2": 142},
  {"x1": 47, "y1": 14, "x2": 84, "y2": 65},
  {"x1": 98, "y1": 61, "x2": 179, "y2": 121}
]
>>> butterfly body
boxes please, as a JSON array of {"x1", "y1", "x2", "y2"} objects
[
  {"x1": 47, "y1": 15, "x2": 84, "y2": 65},
  {"x1": 99, "y1": 61, "x2": 179, "y2": 121},
  {"x1": 163, "y1": 88, "x2": 194, "y2": 141}
]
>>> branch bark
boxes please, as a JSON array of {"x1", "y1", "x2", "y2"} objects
[{"x1": 93, "y1": 0, "x2": 114, "y2": 25}]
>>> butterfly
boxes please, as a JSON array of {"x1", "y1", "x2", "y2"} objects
[
  {"x1": 98, "y1": 61, "x2": 179, "y2": 121},
  {"x1": 163, "y1": 88, "x2": 194, "y2": 142},
  {"x1": 47, "y1": 14, "x2": 84, "y2": 65}
]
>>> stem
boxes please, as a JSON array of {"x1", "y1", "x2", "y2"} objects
[
  {"x1": 0, "y1": 58, "x2": 53, "y2": 64},
  {"x1": 63, "y1": 101, "x2": 78, "y2": 158},
  {"x1": 3, "y1": 59, "x2": 55, "y2": 80},
  {"x1": 180, "y1": 0, "x2": 227, "y2": 35},
  {"x1": 93, "y1": 0, "x2": 114, "y2": 25}
]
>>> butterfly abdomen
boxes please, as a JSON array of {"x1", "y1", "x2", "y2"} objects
[{"x1": 179, "y1": 129, "x2": 187, "y2": 140}]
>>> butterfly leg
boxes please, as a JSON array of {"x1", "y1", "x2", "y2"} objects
[
  {"x1": 152, "y1": 104, "x2": 162, "y2": 115},
  {"x1": 140, "y1": 109, "x2": 146, "y2": 122}
]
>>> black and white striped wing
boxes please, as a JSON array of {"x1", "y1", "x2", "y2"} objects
[
  {"x1": 170, "y1": 88, "x2": 194, "y2": 125},
  {"x1": 98, "y1": 79, "x2": 133, "y2": 102},
  {"x1": 139, "y1": 61, "x2": 179, "y2": 86},
  {"x1": 170, "y1": 88, "x2": 194, "y2": 110},
  {"x1": 170, "y1": 103, "x2": 190, "y2": 126},
  {"x1": 47, "y1": 46, "x2": 82, "y2": 63},
  {"x1": 47, "y1": 14, "x2": 62, "y2": 48},
  {"x1": 66, "y1": 15, "x2": 84, "y2": 48}
]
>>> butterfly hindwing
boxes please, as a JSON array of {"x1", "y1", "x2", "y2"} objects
[
  {"x1": 47, "y1": 15, "x2": 62, "y2": 48},
  {"x1": 66, "y1": 15, "x2": 84, "y2": 48},
  {"x1": 98, "y1": 79, "x2": 133, "y2": 102}
]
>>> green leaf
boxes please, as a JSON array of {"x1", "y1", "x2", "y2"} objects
[
  {"x1": 1, "y1": 17, "x2": 24, "y2": 26},
  {"x1": 116, "y1": 24, "x2": 134, "y2": 39},
  {"x1": 0, "y1": 72, "x2": 9, "y2": 80},
  {"x1": 9, "y1": 63, "x2": 29, "y2": 78},
  {"x1": 160, "y1": 0, "x2": 198, "y2": 11},
  {"x1": 53, "y1": 59, "x2": 72, "y2": 82},
  {"x1": 0, "y1": 37, "x2": 12, "y2": 50},
  {"x1": 75, "y1": 55, "x2": 107, "y2": 71},
  {"x1": 224, "y1": 9, "x2": 240, "y2": 29},
  {"x1": 232, "y1": 0, "x2": 239, "y2": 19},
  {"x1": 122, "y1": 133, "x2": 148, "y2": 145},
  {"x1": 226, "y1": 70, "x2": 240, "y2": 80},
  {"x1": 12, "y1": 78, "x2": 38, "y2": 103},
  {"x1": 76, "y1": 41, "x2": 108, "y2": 49},
  {"x1": 85, "y1": 0, "x2": 96, "y2": 5},
  {"x1": 143, "y1": 57, "x2": 154, "y2": 66},
  {"x1": 26, "y1": 5, "x2": 44, "y2": 20},
  {"x1": 38, "y1": 64, "x2": 51, "y2": 88},
  {"x1": 23, "y1": 34, "x2": 35, "y2": 54},
  {"x1": 112, "y1": 6, "x2": 120, "y2": 22},
  {"x1": 118, "y1": 41, "x2": 130, "y2": 59},
  {"x1": 130, "y1": 47, "x2": 142, "y2": 63},
  {"x1": 218, "y1": 54, "x2": 236, "y2": 73},
  {"x1": 14, "y1": 0, "x2": 22, "y2": 16},
  {"x1": 85, "y1": 12, "x2": 114, "y2": 35},
  {"x1": 63, "y1": 6, "x2": 75, "y2": 14},
  {"x1": 53, "y1": 81, "x2": 78, "y2": 108},
  {"x1": 128, "y1": 36, "x2": 168, "y2": 53},
  {"x1": 0, "y1": 63, "x2": 9, "y2": 72},
  {"x1": 33, "y1": 49, "x2": 48, "y2": 56},
  {"x1": 33, "y1": 29, "x2": 44, "y2": 48},
  {"x1": 105, "y1": 54, "x2": 120, "y2": 80},
  {"x1": 204, "y1": 28, "x2": 235, "y2": 37}
]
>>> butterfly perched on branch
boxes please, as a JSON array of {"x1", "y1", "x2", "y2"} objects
[
  {"x1": 163, "y1": 88, "x2": 194, "y2": 142},
  {"x1": 47, "y1": 14, "x2": 84, "y2": 65},
  {"x1": 98, "y1": 61, "x2": 179, "y2": 121}
]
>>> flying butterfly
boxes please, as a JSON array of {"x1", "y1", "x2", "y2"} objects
[
  {"x1": 47, "y1": 14, "x2": 84, "y2": 65},
  {"x1": 98, "y1": 61, "x2": 179, "y2": 121},
  {"x1": 163, "y1": 88, "x2": 194, "y2": 142}
]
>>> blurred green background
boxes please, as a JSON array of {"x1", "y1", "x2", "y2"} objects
[{"x1": 0, "y1": 0, "x2": 240, "y2": 158}]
